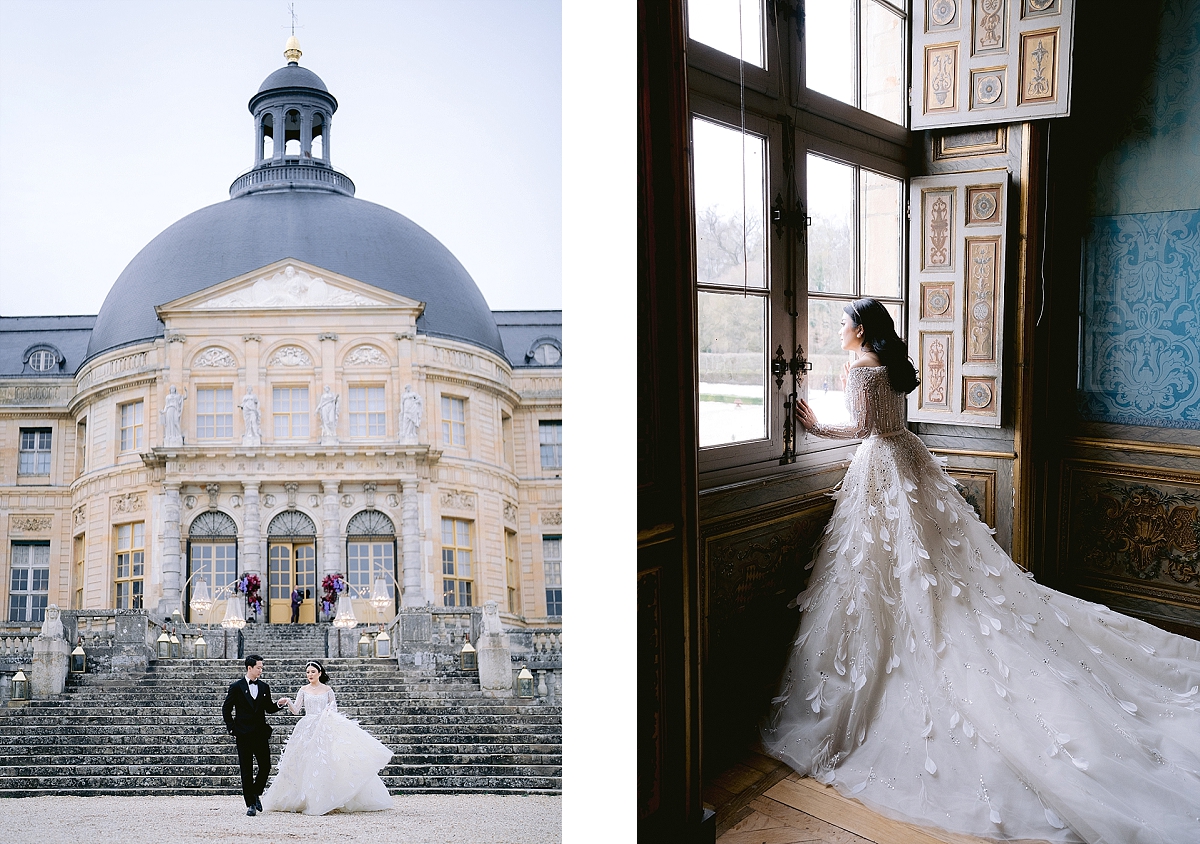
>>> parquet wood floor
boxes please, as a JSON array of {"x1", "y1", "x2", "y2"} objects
[{"x1": 706, "y1": 750, "x2": 1053, "y2": 844}]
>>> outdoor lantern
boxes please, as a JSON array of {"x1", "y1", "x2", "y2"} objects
[
  {"x1": 460, "y1": 639, "x2": 477, "y2": 671},
  {"x1": 70, "y1": 643, "x2": 86, "y2": 673},
  {"x1": 156, "y1": 630, "x2": 171, "y2": 659},
  {"x1": 333, "y1": 593, "x2": 358, "y2": 629},
  {"x1": 516, "y1": 666, "x2": 534, "y2": 698},
  {"x1": 190, "y1": 577, "x2": 213, "y2": 617},
  {"x1": 194, "y1": 634, "x2": 208, "y2": 660},
  {"x1": 374, "y1": 627, "x2": 391, "y2": 658},
  {"x1": 369, "y1": 578, "x2": 391, "y2": 616},
  {"x1": 11, "y1": 670, "x2": 30, "y2": 702},
  {"x1": 221, "y1": 595, "x2": 247, "y2": 630},
  {"x1": 358, "y1": 631, "x2": 372, "y2": 657},
  {"x1": 169, "y1": 631, "x2": 182, "y2": 659}
]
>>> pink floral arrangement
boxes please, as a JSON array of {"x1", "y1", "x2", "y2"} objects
[
  {"x1": 237, "y1": 574, "x2": 263, "y2": 614},
  {"x1": 321, "y1": 573, "x2": 347, "y2": 615}
]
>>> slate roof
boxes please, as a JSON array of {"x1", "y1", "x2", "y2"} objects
[
  {"x1": 86, "y1": 190, "x2": 504, "y2": 362},
  {"x1": 493, "y1": 310, "x2": 563, "y2": 369},
  {"x1": 0, "y1": 315, "x2": 97, "y2": 377}
]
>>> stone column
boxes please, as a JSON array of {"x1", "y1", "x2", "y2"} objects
[
  {"x1": 159, "y1": 482, "x2": 183, "y2": 617},
  {"x1": 242, "y1": 482, "x2": 262, "y2": 579},
  {"x1": 400, "y1": 479, "x2": 423, "y2": 607},
  {"x1": 322, "y1": 480, "x2": 341, "y2": 576}
]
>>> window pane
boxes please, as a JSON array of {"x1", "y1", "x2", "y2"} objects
[
  {"x1": 807, "y1": 298, "x2": 855, "y2": 427},
  {"x1": 805, "y1": 0, "x2": 854, "y2": 105},
  {"x1": 808, "y1": 155, "x2": 855, "y2": 294},
  {"x1": 860, "y1": 169, "x2": 903, "y2": 298},
  {"x1": 688, "y1": 0, "x2": 764, "y2": 68},
  {"x1": 697, "y1": 291, "x2": 767, "y2": 447},
  {"x1": 693, "y1": 118, "x2": 767, "y2": 290},
  {"x1": 862, "y1": 1, "x2": 904, "y2": 125}
]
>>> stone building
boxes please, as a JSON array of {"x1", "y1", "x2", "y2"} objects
[{"x1": 0, "y1": 39, "x2": 562, "y2": 630}]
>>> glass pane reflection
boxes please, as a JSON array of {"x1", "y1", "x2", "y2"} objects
[
  {"x1": 688, "y1": 0, "x2": 764, "y2": 68},
  {"x1": 807, "y1": 154, "x2": 854, "y2": 295},
  {"x1": 860, "y1": 169, "x2": 903, "y2": 299},
  {"x1": 805, "y1": 0, "x2": 854, "y2": 106},
  {"x1": 693, "y1": 118, "x2": 767, "y2": 290},
  {"x1": 862, "y1": 1, "x2": 904, "y2": 125},
  {"x1": 698, "y1": 291, "x2": 767, "y2": 447}
]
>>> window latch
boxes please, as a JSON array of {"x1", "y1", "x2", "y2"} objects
[{"x1": 771, "y1": 194, "x2": 810, "y2": 239}]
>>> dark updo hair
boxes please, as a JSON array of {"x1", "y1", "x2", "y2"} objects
[
  {"x1": 845, "y1": 298, "x2": 920, "y2": 394},
  {"x1": 305, "y1": 661, "x2": 330, "y2": 684}
]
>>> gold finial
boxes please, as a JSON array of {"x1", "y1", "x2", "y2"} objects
[{"x1": 284, "y1": 35, "x2": 302, "y2": 64}]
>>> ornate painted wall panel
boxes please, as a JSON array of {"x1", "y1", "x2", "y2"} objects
[
  {"x1": 1062, "y1": 461, "x2": 1200, "y2": 626},
  {"x1": 1079, "y1": 209, "x2": 1200, "y2": 429},
  {"x1": 700, "y1": 496, "x2": 835, "y2": 772},
  {"x1": 908, "y1": 170, "x2": 1008, "y2": 426},
  {"x1": 913, "y1": 0, "x2": 1074, "y2": 129}
]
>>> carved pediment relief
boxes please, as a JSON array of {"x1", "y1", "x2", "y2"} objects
[
  {"x1": 155, "y1": 259, "x2": 426, "y2": 315},
  {"x1": 198, "y1": 265, "x2": 389, "y2": 309}
]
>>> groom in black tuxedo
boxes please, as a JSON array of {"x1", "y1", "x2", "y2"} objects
[{"x1": 222, "y1": 654, "x2": 284, "y2": 816}]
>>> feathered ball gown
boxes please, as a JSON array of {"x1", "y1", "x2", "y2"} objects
[
  {"x1": 762, "y1": 366, "x2": 1200, "y2": 844},
  {"x1": 260, "y1": 685, "x2": 393, "y2": 815}
]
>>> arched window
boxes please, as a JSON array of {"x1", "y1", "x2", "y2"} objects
[
  {"x1": 268, "y1": 510, "x2": 316, "y2": 537},
  {"x1": 188, "y1": 511, "x2": 238, "y2": 619},
  {"x1": 311, "y1": 112, "x2": 325, "y2": 160},
  {"x1": 346, "y1": 510, "x2": 396, "y2": 608},
  {"x1": 284, "y1": 109, "x2": 302, "y2": 157},
  {"x1": 526, "y1": 337, "x2": 562, "y2": 366},
  {"x1": 261, "y1": 113, "x2": 274, "y2": 160},
  {"x1": 24, "y1": 345, "x2": 62, "y2": 372}
]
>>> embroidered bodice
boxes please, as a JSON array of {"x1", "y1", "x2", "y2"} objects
[
  {"x1": 287, "y1": 686, "x2": 337, "y2": 717},
  {"x1": 809, "y1": 365, "x2": 907, "y2": 439}
]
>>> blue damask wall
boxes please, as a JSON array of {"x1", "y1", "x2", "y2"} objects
[{"x1": 1079, "y1": 0, "x2": 1200, "y2": 428}]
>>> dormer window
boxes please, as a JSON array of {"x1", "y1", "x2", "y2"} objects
[
  {"x1": 526, "y1": 338, "x2": 562, "y2": 366},
  {"x1": 24, "y1": 346, "x2": 62, "y2": 372}
]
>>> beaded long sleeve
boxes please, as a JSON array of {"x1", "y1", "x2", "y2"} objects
[{"x1": 807, "y1": 366, "x2": 906, "y2": 439}]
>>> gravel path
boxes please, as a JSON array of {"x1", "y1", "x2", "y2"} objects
[{"x1": 0, "y1": 795, "x2": 562, "y2": 844}]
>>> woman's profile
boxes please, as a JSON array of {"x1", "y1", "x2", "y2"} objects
[
  {"x1": 260, "y1": 660, "x2": 393, "y2": 815},
  {"x1": 763, "y1": 298, "x2": 1200, "y2": 843}
]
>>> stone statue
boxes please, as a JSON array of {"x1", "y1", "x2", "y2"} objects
[
  {"x1": 400, "y1": 385, "x2": 423, "y2": 443},
  {"x1": 482, "y1": 600, "x2": 505, "y2": 637},
  {"x1": 161, "y1": 385, "x2": 186, "y2": 447},
  {"x1": 38, "y1": 604, "x2": 64, "y2": 640},
  {"x1": 316, "y1": 385, "x2": 340, "y2": 442},
  {"x1": 239, "y1": 388, "x2": 261, "y2": 446}
]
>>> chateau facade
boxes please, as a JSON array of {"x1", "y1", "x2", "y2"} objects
[{"x1": 0, "y1": 41, "x2": 562, "y2": 630}]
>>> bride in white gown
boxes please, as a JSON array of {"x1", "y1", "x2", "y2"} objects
[
  {"x1": 762, "y1": 299, "x2": 1200, "y2": 844},
  {"x1": 261, "y1": 660, "x2": 393, "y2": 815}
]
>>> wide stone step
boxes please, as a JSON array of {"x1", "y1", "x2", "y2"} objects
[
  {"x1": 0, "y1": 759, "x2": 564, "y2": 777},
  {"x1": 0, "y1": 746, "x2": 563, "y2": 766},
  {"x1": 0, "y1": 723, "x2": 559, "y2": 742},
  {"x1": 0, "y1": 782, "x2": 561, "y2": 797},
  {"x1": 0, "y1": 770, "x2": 562, "y2": 791}
]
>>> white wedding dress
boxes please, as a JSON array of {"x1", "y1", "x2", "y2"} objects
[
  {"x1": 260, "y1": 685, "x2": 393, "y2": 815},
  {"x1": 762, "y1": 366, "x2": 1200, "y2": 844}
]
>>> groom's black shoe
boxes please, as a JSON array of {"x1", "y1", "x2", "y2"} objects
[
  {"x1": 246, "y1": 807, "x2": 257, "y2": 816},
  {"x1": 254, "y1": 798, "x2": 263, "y2": 812}
]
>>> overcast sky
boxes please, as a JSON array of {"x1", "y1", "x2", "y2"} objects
[{"x1": 0, "y1": 0, "x2": 561, "y2": 315}]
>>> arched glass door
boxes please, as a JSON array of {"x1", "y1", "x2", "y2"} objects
[
  {"x1": 187, "y1": 511, "x2": 238, "y2": 624},
  {"x1": 266, "y1": 511, "x2": 317, "y2": 623}
]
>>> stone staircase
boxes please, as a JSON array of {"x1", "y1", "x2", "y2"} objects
[{"x1": 0, "y1": 626, "x2": 561, "y2": 797}]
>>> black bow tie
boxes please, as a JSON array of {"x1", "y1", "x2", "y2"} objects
[{"x1": 249, "y1": 680, "x2": 259, "y2": 686}]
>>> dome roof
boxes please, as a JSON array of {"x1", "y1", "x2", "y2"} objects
[
  {"x1": 257, "y1": 64, "x2": 329, "y2": 95},
  {"x1": 86, "y1": 191, "x2": 503, "y2": 359}
]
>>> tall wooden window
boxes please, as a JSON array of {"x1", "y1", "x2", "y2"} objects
[
  {"x1": 273, "y1": 387, "x2": 310, "y2": 438},
  {"x1": 119, "y1": 401, "x2": 143, "y2": 452},
  {"x1": 542, "y1": 535, "x2": 562, "y2": 617},
  {"x1": 8, "y1": 542, "x2": 50, "y2": 622},
  {"x1": 114, "y1": 523, "x2": 145, "y2": 609},
  {"x1": 196, "y1": 387, "x2": 234, "y2": 439},
  {"x1": 73, "y1": 535, "x2": 85, "y2": 610},
  {"x1": 539, "y1": 420, "x2": 562, "y2": 469},
  {"x1": 18, "y1": 429, "x2": 52, "y2": 475},
  {"x1": 441, "y1": 396, "x2": 466, "y2": 447},
  {"x1": 440, "y1": 517, "x2": 473, "y2": 607},
  {"x1": 505, "y1": 530, "x2": 520, "y2": 614},
  {"x1": 348, "y1": 386, "x2": 386, "y2": 437}
]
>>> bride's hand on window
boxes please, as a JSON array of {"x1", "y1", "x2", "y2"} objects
[{"x1": 796, "y1": 399, "x2": 818, "y2": 431}]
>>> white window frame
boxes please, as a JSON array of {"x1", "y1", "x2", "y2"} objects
[
  {"x1": 17, "y1": 428, "x2": 52, "y2": 475},
  {"x1": 8, "y1": 542, "x2": 50, "y2": 623},
  {"x1": 348, "y1": 385, "x2": 387, "y2": 438},
  {"x1": 539, "y1": 420, "x2": 563, "y2": 470},
  {"x1": 542, "y1": 534, "x2": 562, "y2": 618},
  {"x1": 272, "y1": 385, "x2": 311, "y2": 439},
  {"x1": 441, "y1": 396, "x2": 467, "y2": 449},
  {"x1": 119, "y1": 400, "x2": 144, "y2": 452},
  {"x1": 195, "y1": 386, "x2": 234, "y2": 440}
]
